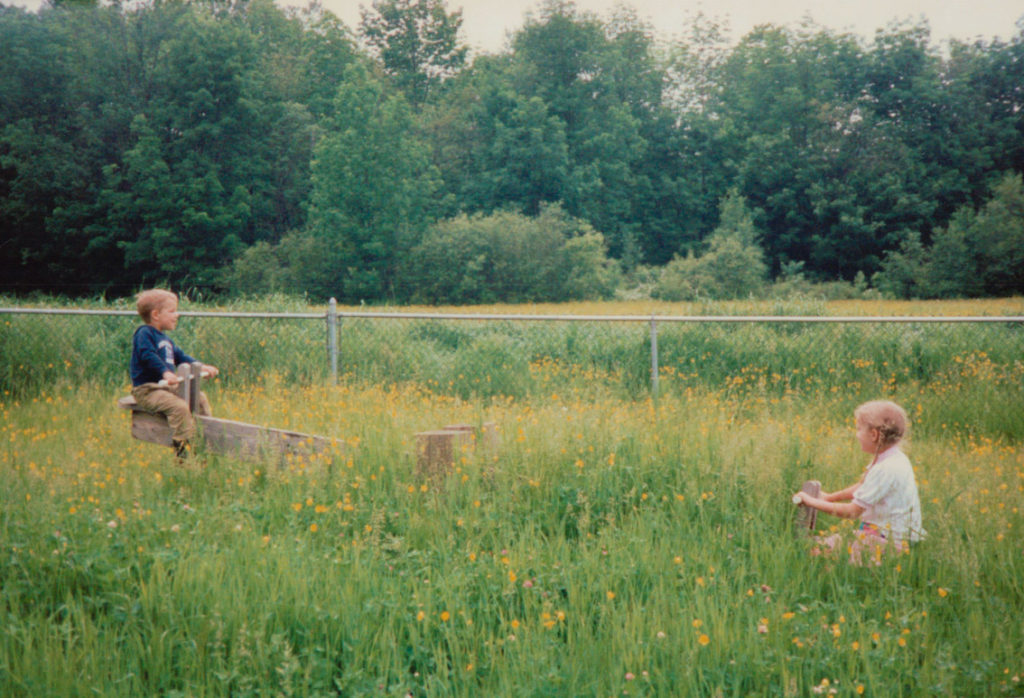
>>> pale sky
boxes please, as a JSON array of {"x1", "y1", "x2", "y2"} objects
[
  {"x1": 322, "y1": 0, "x2": 1023, "y2": 54},
  {"x1": 7, "y1": 0, "x2": 1023, "y2": 54}
]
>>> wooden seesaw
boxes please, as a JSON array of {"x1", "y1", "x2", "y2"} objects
[{"x1": 117, "y1": 362, "x2": 338, "y2": 463}]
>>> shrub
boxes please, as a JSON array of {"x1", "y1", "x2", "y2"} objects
[
  {"x1": 558, "y1": 231, "x2": 620, "y2": 300},
  {"x1": 873, "y1": 230, "x2": 927, "y2": 298},
  {"x1": 403, "y1": 205, "x2": 618, "y2": 304},
  {"x1": 222, "y1": 241, "x2": 287, "y2": 296},
  {"x1": 654, "y1": 191, "x2": 767, "y2": 300}
]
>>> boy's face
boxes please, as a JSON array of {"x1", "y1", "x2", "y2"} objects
[{"x1": 150, "y1": 299, "x2": 179, "y2": 332}]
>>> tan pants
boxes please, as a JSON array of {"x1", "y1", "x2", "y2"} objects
[{"x1": 131, "y1": 383, "x2": 212, "y2": 442}]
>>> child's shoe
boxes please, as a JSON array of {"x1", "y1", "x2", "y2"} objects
[{"x1": 172, "y1": 439, "x2": 191, "y2": 460}]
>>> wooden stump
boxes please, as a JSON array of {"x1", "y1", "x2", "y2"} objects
[
  {"x1": 444, "y1": 422, "x2": 498, "y2": 458},
  {"x1": 415, "y1": 429, "x2": 474, "y2": 480},
  {"x1": 795, "y1": 480, "x2": 822, "y2": 533}
]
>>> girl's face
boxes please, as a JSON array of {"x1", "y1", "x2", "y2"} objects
[
  {"x1": 855, "y1": 419, "x2": 879, "y2": 454},
  {"x1": 150, "y1": 299, "x2": 179, "y2": 332}
]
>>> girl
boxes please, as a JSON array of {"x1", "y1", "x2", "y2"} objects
[{"x1": 793, "y1": 400, "x2": 926, "y2": 564}]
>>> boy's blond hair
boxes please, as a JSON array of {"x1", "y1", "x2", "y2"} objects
[
  {"x1": 855, "y1": 400, "x2": 908, "y2": 447},
  {"x1": 136, "y1": 289, "x2": 178, "y2": 323}
]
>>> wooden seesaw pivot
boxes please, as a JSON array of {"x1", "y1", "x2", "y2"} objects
[
  {"x1": 118, "y1": 362, "x2": 338, "y2": 463},
  {"x1": 414, "y1": 422, "x2": 498, "y2": 481}
]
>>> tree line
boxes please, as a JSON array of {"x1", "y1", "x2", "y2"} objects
[{"x1": 2, "y1": 0, "x2": 1022, "y2": 302}]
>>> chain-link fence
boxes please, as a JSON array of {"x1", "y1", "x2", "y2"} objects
[
  {"x1": 0, "y1": 307, "x2": 330, "y2": 395},
  {"x1": 3, "y1": 304, "x2": 1023, "y2": 402},
  {"x1": 333, "y1": 312, "x2": 1024, "y2": 407}
]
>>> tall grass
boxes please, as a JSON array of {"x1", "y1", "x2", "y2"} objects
[{"x1": 1, "y1": 297, "x2": 1022, "y2": 695}]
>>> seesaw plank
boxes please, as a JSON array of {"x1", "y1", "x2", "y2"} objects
[
  {"x1": 119, "y1": 396, "x2": 337, "y2": 462},
  {"x1": 197, "y1": 415, "x2": 335, "y2": 460}
]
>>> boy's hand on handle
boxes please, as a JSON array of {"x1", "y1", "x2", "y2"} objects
[
  {"x1": 201, "y1": 364, "x2": 219, "y2": 378},
  {"x1": 159, "y1": 371, "x2": 181, "y2": 388},
  {"x1": 792, "y1": 491, "x2": 808, "y2": 505}
]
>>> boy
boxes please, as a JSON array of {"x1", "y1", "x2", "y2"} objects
[{"x1": 130, "y1": 289, "x2": 219, "y2": 458}]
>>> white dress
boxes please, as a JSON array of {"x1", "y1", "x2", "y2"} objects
[{"x1": 852, "y1": 446, "x2": 926, "y2": 544}]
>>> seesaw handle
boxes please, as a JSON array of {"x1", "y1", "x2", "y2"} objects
[{"x1": 158, "y1": 370, "x2": 212, "y2": 388}]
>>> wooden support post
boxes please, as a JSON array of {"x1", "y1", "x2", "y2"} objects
[
  {"x1": 175, "y1": 363, "x2": 193, "y2": 410},
  {"x1": 795, "y1": 480, "x2": 821, "y2": 533},
  {"x1": 188, "y1": 361, "x2": 202, "y2": 414}
]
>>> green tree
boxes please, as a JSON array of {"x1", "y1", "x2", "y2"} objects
[
  {"x1": 468, "y1": 91, "x2": 570, "y2": 215},
  {"x1": 99, "y1": 116, "x2": 178, "y2": 278},
  {"x1": 0, "y1": 6, "x2": 111, "y2": 293},
  {"x1": 970, "y1": 29, "x2": 1024, "y2": 175},
  {"x1": 359, "y1": 0, "x2": 467, "y2": 106},
  {"x1": 804, "y1": 107, "x2": 929, "y2": 280},
  {"x1": 710, "y1": 24, "x2": 868, "y2": 276},
  {"x1": 879, "y1": 173, "x2": 1024, "y2": 298},
  {"x1": 655, "y1": 14, "x2": 736, "y2": 263},
  {"x1": 921, "y1": 209, "x2": 981, "y2": 298},
  {"x1": 92, "y1": 7, "x2": 272, "y2": 288},
  {"x1": 243, "y1": 0, "x2": 358, "y2": 120},
  {"x1": 239, "y1": 0, "x2": 359, "y2": 235},
  {"x1": 970, "y1": 172, "x2": 1024, "y2": 295},
  {"x1": 863, "y1": 22, "x2": 967, "y2": 228},
  {"x1": 304, "y1": 64, "x2": 441, "y2": 301},
  {"x1": 418, "y1": 54, "x2": 572, "y2": 219},
  {"x1": 508, "y1": 1, "x2": 662, "y2": 263}
]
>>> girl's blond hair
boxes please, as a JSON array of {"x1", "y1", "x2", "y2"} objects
[
  {"x1": 855, "y1": 400, "x2": 908, "y2": 448},
  {"x1": 136, "y1": 289, "x2": 177, "y2": 323}
]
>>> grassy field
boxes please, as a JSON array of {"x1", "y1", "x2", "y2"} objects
[{"x1": 1, "y1": 298, "x2": 1023, "y2": 695}]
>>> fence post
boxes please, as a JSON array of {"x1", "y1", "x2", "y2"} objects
[
  {"x1": 650, "y1": 316, "x2": 659, "y2": 398},
  {"x1": 328, "y1": 297, "x2": 338, "y2": 385}
]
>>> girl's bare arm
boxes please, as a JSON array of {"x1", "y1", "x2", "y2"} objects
[
  {"x1": 822, "y1": 479, "x2": 863, "y2": 503},
  {"x1": 794, "y1": 491, "x2": 865, "y2": 519}
]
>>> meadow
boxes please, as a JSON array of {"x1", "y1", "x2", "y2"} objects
[{"x1": 1, "y1": 298, "x2": 1023, "y2": 696}]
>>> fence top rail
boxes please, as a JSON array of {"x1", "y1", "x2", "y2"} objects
[
  {"x1": 0, "y1": 308, "x2": 324, "y2": 319},
  {"x1": 2, "y1": 306, "x2": 1023, "y2": 323},
  {"x1": 333, "y1": 311, "x2": 1024, "y2": 323}
]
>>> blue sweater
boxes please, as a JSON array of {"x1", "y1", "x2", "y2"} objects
[{"x1": 130, "y1": 325, "x2": 196, "y2": 386}]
